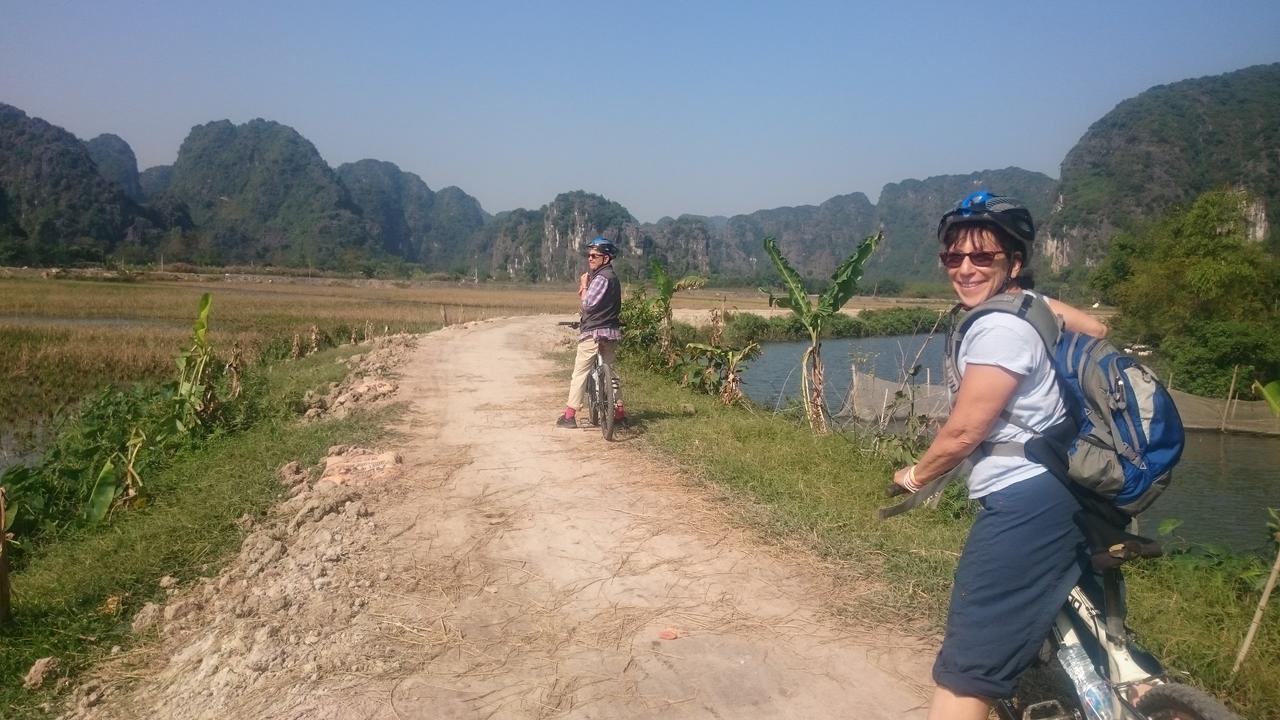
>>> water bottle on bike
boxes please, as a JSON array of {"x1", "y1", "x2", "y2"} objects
[{"x1": 1058, "y1": 643, "x2": 1116, "y2": 720}]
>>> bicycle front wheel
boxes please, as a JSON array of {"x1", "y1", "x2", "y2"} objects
[
  {"x1": 599, "y1": 363, "x2": 618, "y2": 441},
  {"x1": 1135, "y1": 683, "x2": 1239, "y2": 720}
]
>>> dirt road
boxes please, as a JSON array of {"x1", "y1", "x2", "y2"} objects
[{"x1": 68, "y1": 317, "x2": 934, "y2": 719}]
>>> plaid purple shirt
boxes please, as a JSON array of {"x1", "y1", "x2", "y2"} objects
[{"x1": 580, "y1": 274, "x2": 623, "y2": 341}]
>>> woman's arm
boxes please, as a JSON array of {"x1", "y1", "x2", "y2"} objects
[
  {"x1": 1045, "y1": 297, "x2": 1108, "y2": 338},
  {"x1": 893, "y1": 363, "x2": 1021, "y2": 489}
]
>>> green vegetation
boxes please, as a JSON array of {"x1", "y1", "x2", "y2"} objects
[
  {"x1": 760, "y1": 233, "x2": 880, "y2": 432},
  {"x1": 0, "y1": 348, "x2": 385, "y2": 717},
  {"x1": 0, "y1": 275, "x2": 577, "y2": 433},
  {"x1": 622, "y1": 363, "x2": 1280, "y2": 719},
  {"x1": 0, "y1": 104, "x2": 139, "y2": 266},
  {"x1": 648, "y1": 259, "x2": 706, "y2": 364},
  {"x1": 1053, "y1": 62, "x2": 1280, "y2": 262},
  {"x1": 1091, "y1": 190, "x2": 1280, "y2": 397}
]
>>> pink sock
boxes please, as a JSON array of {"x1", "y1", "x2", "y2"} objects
[{"x1": 564, "y1": 407, "x2": 576, "y2": 418}]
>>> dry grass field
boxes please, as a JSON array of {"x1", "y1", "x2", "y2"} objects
[
  {"x1": 0, "y1": 269, "x2": 951, "y2": 434},
  {"x1": 0, "y1": 272, "x2": 579, "y2": 431}
]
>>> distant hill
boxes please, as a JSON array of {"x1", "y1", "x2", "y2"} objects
[
  {"x1": 138, "y1": 165, "x2": 173, "y2": 198},
  {"x1": 870, "y1": 168, "x2": 1060, "y2": 280},
  {"x1": 166, "y1": 118, "x2": 374, "y2": 266},
  {"x1": 4, "y1": 62, "x2": 1277, "y2": 281},
  {"x1": 84, "y1": 133, "x2": 143, "y2": 201},
  {"x1": 0, "y1": 103, "x2": 139, "y2": 265},
  {"x1": 1048, "y1": 62, "x2": 1280, "y2": 266},
  {"x1": 336, "y1": 159, "x2": 487, "y2": 268}
]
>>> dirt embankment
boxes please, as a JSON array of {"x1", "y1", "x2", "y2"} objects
[{"x1": 59, "y1": 317, "x2": 933, "y2": 719}]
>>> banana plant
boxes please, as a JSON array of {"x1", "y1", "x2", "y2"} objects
[
  {"x1": 1254, "y1": 379, "x2": 1280, "y2": 416},
  {"x1": 760, "y1": 232, "x2": 881, "y2": 432},
  {"x1": 684, "y1": 341, "x2": 761, "y2": 405},
  {"x1": 650, "y1": 259, "x2": 706, "y2": 365},
  {"x1": 172, "y1": 293, "x2": 214, "y2": 433}
]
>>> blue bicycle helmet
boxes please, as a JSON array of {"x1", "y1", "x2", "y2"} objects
[
  {"x1": 586, "y1": 236, "x2": 618, "y2": 257},
  {"x1": 937, "y1": 191, "x2": 1035, "y2": 260}
]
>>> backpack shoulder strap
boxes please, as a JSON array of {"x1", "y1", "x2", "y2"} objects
[{"x1": 955, "y1": 291, "x2": 1061, "y2": 352}]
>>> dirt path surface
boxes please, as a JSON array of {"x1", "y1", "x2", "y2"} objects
[{"x1": 66, "y1": 317, "x2": 934, "y2": 719}]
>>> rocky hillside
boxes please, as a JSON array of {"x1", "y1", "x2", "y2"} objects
[
  {"x1": 84, "y1": 133, "x2": 143, "y2": 201},
  {"x1": 0, "y1": 103, "x2": 139, "y2": 265},
  {"x1": 1048, "y1": 62, "x2": 1280, "y2": 267},
  {"x1": 165, "y1": 119, "x2": 374, "y2": 266},
  {"x1": 336, "y1": 159, "x2": 486, "y2": 269},
  {"x1": 5, "y1": 61, "x2": 1278, "y2": 279},
  {"x1": 871, "y1": 168, "x2": 1059, "y2": 280},
  {"x1": 138, "y1": 165, "x2": 173, "y2": 198}
]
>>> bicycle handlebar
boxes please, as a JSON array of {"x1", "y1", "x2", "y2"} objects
[{"x1": 557, "y1": 321, "x2": 581, "y2": 328}]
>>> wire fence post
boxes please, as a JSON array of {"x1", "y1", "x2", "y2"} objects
[
  {"x1": 1221, "y1": 365, "x2": 1240, "y2": 432},
  {"x1": 1, "y1": 487, "x2": 11, "y2": 624}
]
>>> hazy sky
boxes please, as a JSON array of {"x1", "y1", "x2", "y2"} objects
[{"x1": 2, "y1": 1, "x2": 1277, "y2": 222}]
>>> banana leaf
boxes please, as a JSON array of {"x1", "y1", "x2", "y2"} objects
[
  {"x1": 817, "y1": 231, "x2": 881, "y2": 318},
  {"x1": 84, "y1": 458, "x2": 119, "y2": 522},
  {"x1": 761, "y1": 236, "x2": 811, "y2": 316},
  {"x1": 1255, "y1": 380, "x2": 1280, "y2": 416},
  {"x1": 192, "y1": 293, "x2": 212, "y2": 348}
]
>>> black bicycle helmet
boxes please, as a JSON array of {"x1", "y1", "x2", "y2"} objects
[
  {"x1": 586, "y1": 236, "x2": 618, "y2": 257},
  {"x1": 936, "y1": 191, "x2": 1035, "y2": 260}
]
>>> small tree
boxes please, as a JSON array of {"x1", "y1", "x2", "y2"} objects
[
  {"x1": 650, "y1": 259, "x2": 706, "y2": 365},
  {"x1": 760, "y1": 232, "x2": 881, "y2": 432}
]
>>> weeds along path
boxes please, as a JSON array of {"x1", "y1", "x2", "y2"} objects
[{"x1": 66, "y1": 316, "x2": 933, "y2": 719}]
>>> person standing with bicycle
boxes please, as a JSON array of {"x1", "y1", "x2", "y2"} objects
[
  {"x1": 556, "y1": 236, "x2": 625, "y2": 428},
  {"x1": 891, "y1": 192, "x2": 1102, "y2": 720}
]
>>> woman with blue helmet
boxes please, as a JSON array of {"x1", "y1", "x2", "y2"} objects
[
  {"x1": 557, "y1": 236, "x2": 625, "y2": 428},
  {"x1": 893, "y1": 191, "x2": 1104, "y2": 719}
]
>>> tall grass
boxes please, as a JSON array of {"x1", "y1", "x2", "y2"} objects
[{"x1": 622, "y1": 363, "x2": 1279, "y2": 719}]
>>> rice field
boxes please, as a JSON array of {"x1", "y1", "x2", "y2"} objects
[
  {"x1": 0, "y1": 269, "x2": 949, "y2": 448},
  {"x1": 0, "y1": 272, "x2": 580, "y2": 444}
]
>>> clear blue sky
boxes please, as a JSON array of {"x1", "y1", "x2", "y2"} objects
[{"x1": 2, "y1": 1, "x2": 1277, "y2": 222}]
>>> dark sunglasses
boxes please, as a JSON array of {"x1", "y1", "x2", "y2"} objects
[
  {"x1": 938, "y1": 250, "x2": 1005, "y2": 268},
  {"x1": 587, "y1": 252, "x2": 607, "y2": 259}
]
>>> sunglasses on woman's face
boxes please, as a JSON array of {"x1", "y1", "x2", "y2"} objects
[
  {"x1": 939, "y1": 250, "x2": 1005, "y2": 268},
  {"x1": 587, "y1": 253, "x2": 606, "y2": 259}
]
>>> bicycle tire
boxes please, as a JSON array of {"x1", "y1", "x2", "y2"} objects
[
  {"x1": 1135, "y1": 683, "x2": 1239, "y2": 720},
  {"x1": 585, "y1": 371, "x2": 600, "y2": 426},
  {"x1": 599, "y1": 363, "x2": 618, "y2": 441}
]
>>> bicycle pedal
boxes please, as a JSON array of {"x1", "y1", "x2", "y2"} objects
[{"x1": 1020, "y1": 700, "x2": 1078, "y2": 720}]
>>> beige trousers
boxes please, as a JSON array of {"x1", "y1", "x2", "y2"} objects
[{"x1": 566, "y1": 337, "x2": 618, "y2": 410}]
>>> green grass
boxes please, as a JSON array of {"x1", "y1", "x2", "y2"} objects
[
  {"x1": 622, "y1": 362, "x2": 1279, "y2": 719},
  {"x1": 0, "y1": 346, "x2": 390, "y2": 719},
  {"x1": 622, "y1": 361, "x2": 970, "y2": 624}
]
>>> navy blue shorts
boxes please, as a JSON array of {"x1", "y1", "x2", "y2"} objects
[{"x1": 933, "y1": 471, "x2": 1090, "y2": 699}]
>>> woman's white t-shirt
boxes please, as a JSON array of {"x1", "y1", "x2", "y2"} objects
[{"x1": 956, "y1": 306, "x2": 1067, "y2": 499}]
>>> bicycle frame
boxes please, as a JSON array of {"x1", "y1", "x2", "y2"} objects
[{"x1": 1000, "y1": 569, "x2": 1165, "y2": 720}]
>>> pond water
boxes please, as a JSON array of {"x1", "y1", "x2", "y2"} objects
[{"x1": 743, "y1": 334, "x2": 1280, "y2": 555}]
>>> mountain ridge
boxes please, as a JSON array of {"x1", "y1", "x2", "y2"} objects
[{"x1": 3, "y1": 61, "x2": 1276, "y2": 280}]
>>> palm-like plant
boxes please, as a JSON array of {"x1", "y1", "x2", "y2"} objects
[
  {"x1": 1254, "y1": 379, "x2": 1280, "y2": 416},
  {"x1": 760, "y1": 232, "x2": 881, "y2": 432},
  {"x1": 683, "y1": 341, "x2": 761, "y2": 404},
  {"x1": 650, "y1": 259, "x2": 706, "y2": 365}
]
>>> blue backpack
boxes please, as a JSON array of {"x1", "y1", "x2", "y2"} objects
[{"x1": 945, "y1": 292, "x2": 1185, "y2": 516}]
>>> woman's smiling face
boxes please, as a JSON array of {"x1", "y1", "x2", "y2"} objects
[{"x1": 944, "y1": 225, "x2": 1021, "y2": 308}]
